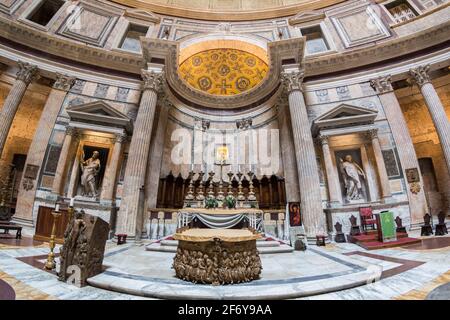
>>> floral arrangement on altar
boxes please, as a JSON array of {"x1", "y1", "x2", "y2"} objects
[{"x1": 225, "y1": 195, "x2": 236, "y2": 209}]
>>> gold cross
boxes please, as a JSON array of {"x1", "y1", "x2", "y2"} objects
[{"x1": 216, "y1": 79, "x2": 232, "y2": 94}]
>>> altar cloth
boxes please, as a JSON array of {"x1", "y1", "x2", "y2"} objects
[
  {"x1": 173, "y1": 228, "x2": 262, "y2": 242},
  {"x1": 177, "y1": 208, "x2": 264, "y2": 231}
]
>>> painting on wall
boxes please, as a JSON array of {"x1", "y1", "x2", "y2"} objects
[{"x1": 288, "y1": 202, "x2": 302, "y2": 226}]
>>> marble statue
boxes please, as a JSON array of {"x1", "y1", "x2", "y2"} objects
[
  {"x1": 80, "y1": 151, "x2": 101, "y2": 197},
  {"x1": 339, "y1": 155, "x2": 366, "y2": 201}
]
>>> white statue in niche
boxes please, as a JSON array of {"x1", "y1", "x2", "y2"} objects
[
  {"x1": 339, "y1": 155, "x2": 366, "y2": 201},
  {"x1": 80, "y1": 151, "x2": 101, "y2": 198}
]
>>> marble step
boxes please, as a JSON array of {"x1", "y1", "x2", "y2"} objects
[
  {"x1": 160, "y1": 239, "x2": 282, "y2": 248},
  {"x1": 145, "y1": 243, "x2": 294, "y2": 254}
]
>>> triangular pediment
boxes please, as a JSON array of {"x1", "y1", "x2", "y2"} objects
[
  {"x1": 289, "y1": 11, "x2": 326, "y2": 25},
  {"x1": 312, "y1": 104, "x2": 378, "y2": 134},
  {"x1": 125, "y1": 9, "x2": 160, "y2": 23},
  {"x1": 67, "y1": 101, "x2": 133, "y2": 133}
]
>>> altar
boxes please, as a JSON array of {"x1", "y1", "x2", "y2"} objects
[
  {"x1": 172, "y1": 228, "x2": 262, "y2": 285},
  {"x1": 177, "y1": 208, "x2": 264, "y2": 232}
]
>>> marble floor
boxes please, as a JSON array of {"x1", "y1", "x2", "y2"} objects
[{"x1": 0, "y1": 229, "x2": 449, "y2": 300}]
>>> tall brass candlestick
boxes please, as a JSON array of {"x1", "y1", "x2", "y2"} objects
[
  {"x1": 247, "y1": 171, "x2": 257, "y2": 201},
  {"x1": 237, "y1": 172, "x2": 245, "y2": 201},
  {"x1": 196, "y1": 171, "x2": 205, "y2": 201},
  {"x1": 185, "y1": 171, "x2": 195, "y2": 200},
  {"x1": 227, "y1": 171, "x2": 234, "y2": 196},
  {"x1": 44, "y1": 208, "x2": 62, "y2": 270},
  {"x1": 207, "y1": 171, "x2": 215, "y2": 199}
]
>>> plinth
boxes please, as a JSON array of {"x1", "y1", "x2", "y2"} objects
[{"x1": 172, "y1": 228, "x2": 262, "y2": 285}]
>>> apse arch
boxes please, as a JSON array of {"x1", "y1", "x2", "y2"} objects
[{"x1": 153, "y1": 35, "x2": 304, "y2": 110}]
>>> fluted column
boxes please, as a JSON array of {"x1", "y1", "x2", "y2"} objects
[
  {"x1": 318, "y1": 135, "x2": 341, "y2": 207},
  {"x1": 145, "y1": 98, "x2": 171, "y2": 210},
  {"x1": 101, "y1": 133, "x2": 127, "y2": 202},
  {"x1": 370, "y1": 76, "x2": 427, "y2": 225},
  {"x1": 0, "y1": 61, "x2": 39, "y2": 157},
  {"x1": 277, "y1": 101, "x2": 300, "y2": 202},
  {"x1": 14, "y1": 73, "x2": 75, "y2": 225},
  {"x1": 366, "y1": 129, "x2": 392, "y2": 202},
  {"x1": 117, "y1": 68, "x2": 164, "y2": 239},
  {"x1": 281, "y1": 69, "x2": 326, "y2": 238},
  {"x1": 410, "y1": 65, "x2": 450, "y2": 173},
  {"x1": 52, "y1": 126, "x2": 79, "y2": 196}
]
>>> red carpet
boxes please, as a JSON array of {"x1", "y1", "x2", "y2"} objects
[{"x1": 347, "y1": 231, "x2": 421, "y2": 250}]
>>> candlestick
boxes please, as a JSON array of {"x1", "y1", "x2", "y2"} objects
[
  {"x1": 185, "y1": 171, "x2": 195, "y2": 201},
  {"x1": 237, "y1": 172, "x2": 245, "y2": 201},
  {"x1": 227, "y1": 171, "x2": 234, "y2": 196},
  {"x1": 247, "y1": 171, "x2": 257, "y2": 201},
  {"x1": 196, "y1": 171, "x2": 205, "y2": 201},
  {"x1": 44, "y1": 207, "x2": 62, "y2": 270},
  {"x1": 207, "y1": 171, "x2": 215, "y2": 199}
]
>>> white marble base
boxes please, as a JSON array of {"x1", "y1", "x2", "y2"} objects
[{"x1": 87, "y1": 246, "x2": 381, "y2": 299}]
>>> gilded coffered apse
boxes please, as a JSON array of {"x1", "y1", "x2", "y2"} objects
[{"x1": 178, "y1": 49, "x2": 269, "y2": 96}]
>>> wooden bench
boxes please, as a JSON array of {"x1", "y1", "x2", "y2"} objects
[{"x1": 0, "y1": 223, "x2": 22, "y2": 239}]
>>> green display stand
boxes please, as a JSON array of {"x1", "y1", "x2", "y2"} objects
[{"x1": 376, "y1": 211, "x2": 397, "y2": 243}]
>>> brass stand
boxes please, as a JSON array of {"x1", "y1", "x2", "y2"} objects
[
  {"x1": 196, "y1": 171, "x2": 205, "y2": 201},
  {"x1": 44, "y1": 209, "x2": 62, "y2": 270},
  {"x1": 207, "y1": 171, "x2": 215, "y2": 199},
  {"x1": 227, "y1": 172, "x2": 234, "y2": 196},
  {"x1": 236, "y1": 172, "x2": 245, "y2": 201},
  {"x1": 247, "y1": 171, "x2": 257, "y2": 201}
]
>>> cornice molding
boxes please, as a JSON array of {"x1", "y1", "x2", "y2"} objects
[
  {"x1": 0, "y1": 13, "x2": 448, "y2": 93},
  {"x1": 0, "y1": 15, "x2": 145, "y2": 75},
  {"x1": 304, "y1": 20, "x2": 450, "y2": 77}
]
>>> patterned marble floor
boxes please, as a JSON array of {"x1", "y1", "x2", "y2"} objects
[{"x1": 0, "y1": 230, "x2": 449, "y2": 300}]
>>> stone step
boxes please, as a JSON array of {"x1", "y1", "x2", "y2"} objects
[{"x1": 145, "y1": 243, "x2": 294, "y2": 254}]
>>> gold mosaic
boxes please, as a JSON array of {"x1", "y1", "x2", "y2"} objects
[{"x1": 179, "y1": 49, "x2": 268, "y2": 96}]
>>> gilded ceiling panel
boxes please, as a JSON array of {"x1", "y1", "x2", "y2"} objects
[{"x1": 179, "y1": 49, "x2": 268, "y2": 96}]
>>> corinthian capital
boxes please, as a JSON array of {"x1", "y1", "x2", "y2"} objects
[
  {"x1": 65, "y1": 126, "x2": 78, "y2": 137},
  {"x1": 409, "y1": 65, "x2": 431, "y2": 87},
  {"x1": 318, "y1": 135, "x2": 329, "y2": 146},
  {"x1": 16, "y1": 61, "x2": 39, "y2": 85},
  {"x1": 281, "y1": 70, "x2": 305, "y2": 93},
  {"x1": 115, "y1": 133, "x2": 128, "y2": 144},
  {"x1": 53, "y1": 73, "x2": 76, "y2": 91},
  {"x1": 370, "y1": 75, "x2": 393, "y2": 94},
  {"x1": 365, "y1": 129, "x2": 378, "y2": 140},
  {"x1": 142, "y1": 69, "x2": 165, "y2": 93}
]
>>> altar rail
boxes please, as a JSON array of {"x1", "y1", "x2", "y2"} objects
[{"x1": 145, "y1": 209, "x2": 287, "y2": 240}]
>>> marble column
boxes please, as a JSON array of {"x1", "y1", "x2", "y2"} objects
[
  {"x1": 277, "y1": 101, "x2": 300, "y2": 202},
  {"x1": 366, "y1": 129, "x2": 392, "y2": 202},
  {"x1": 146, "y1": 102, "x2": 171, "y2": 210},
  {"x1": 281, "y1": 70, "x2": 326, "y2": 238},
  {"x1": 117, "y1": 68, "x2": 164, "y2": 239},
  {"x1": 52, "y1": 126, "x2": 79, "y2": 197},
  {"x1": 370, "y1": 75, "x2": 427, "y2": 225},
  {"x1": 101, "y1": 133, "x2": 127, "y2": 203},
  {"x1": 410, "y1": 65, "x2": 450, "y2": 174},
  {"x1": 318, "y1": 135, "x2": 341, "y2": 207},
  {"x1": 0, "y1": 61, "x2": 39, "y2": 157},
  {"x1": 14, "y1": 73, "x2": 75, "y2": 225}
]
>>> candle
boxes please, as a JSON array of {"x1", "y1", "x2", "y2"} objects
[
  {"x1": 190, "y1": 163, "x2": 194, "y2": 171},
  {"x1": 55, "y1": 203, "x2": 60, "y2": 212},
  {"x1": 69, "y1": 197, "x2": 75, "y2": 208}
]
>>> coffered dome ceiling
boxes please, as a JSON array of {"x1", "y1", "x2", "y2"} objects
[
  {"x1": 179, "y1": 49, "x2": 269, "y2": 96},
  {"x1": 112, "y1": 0, "x2": 346, "y2": 20}
]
